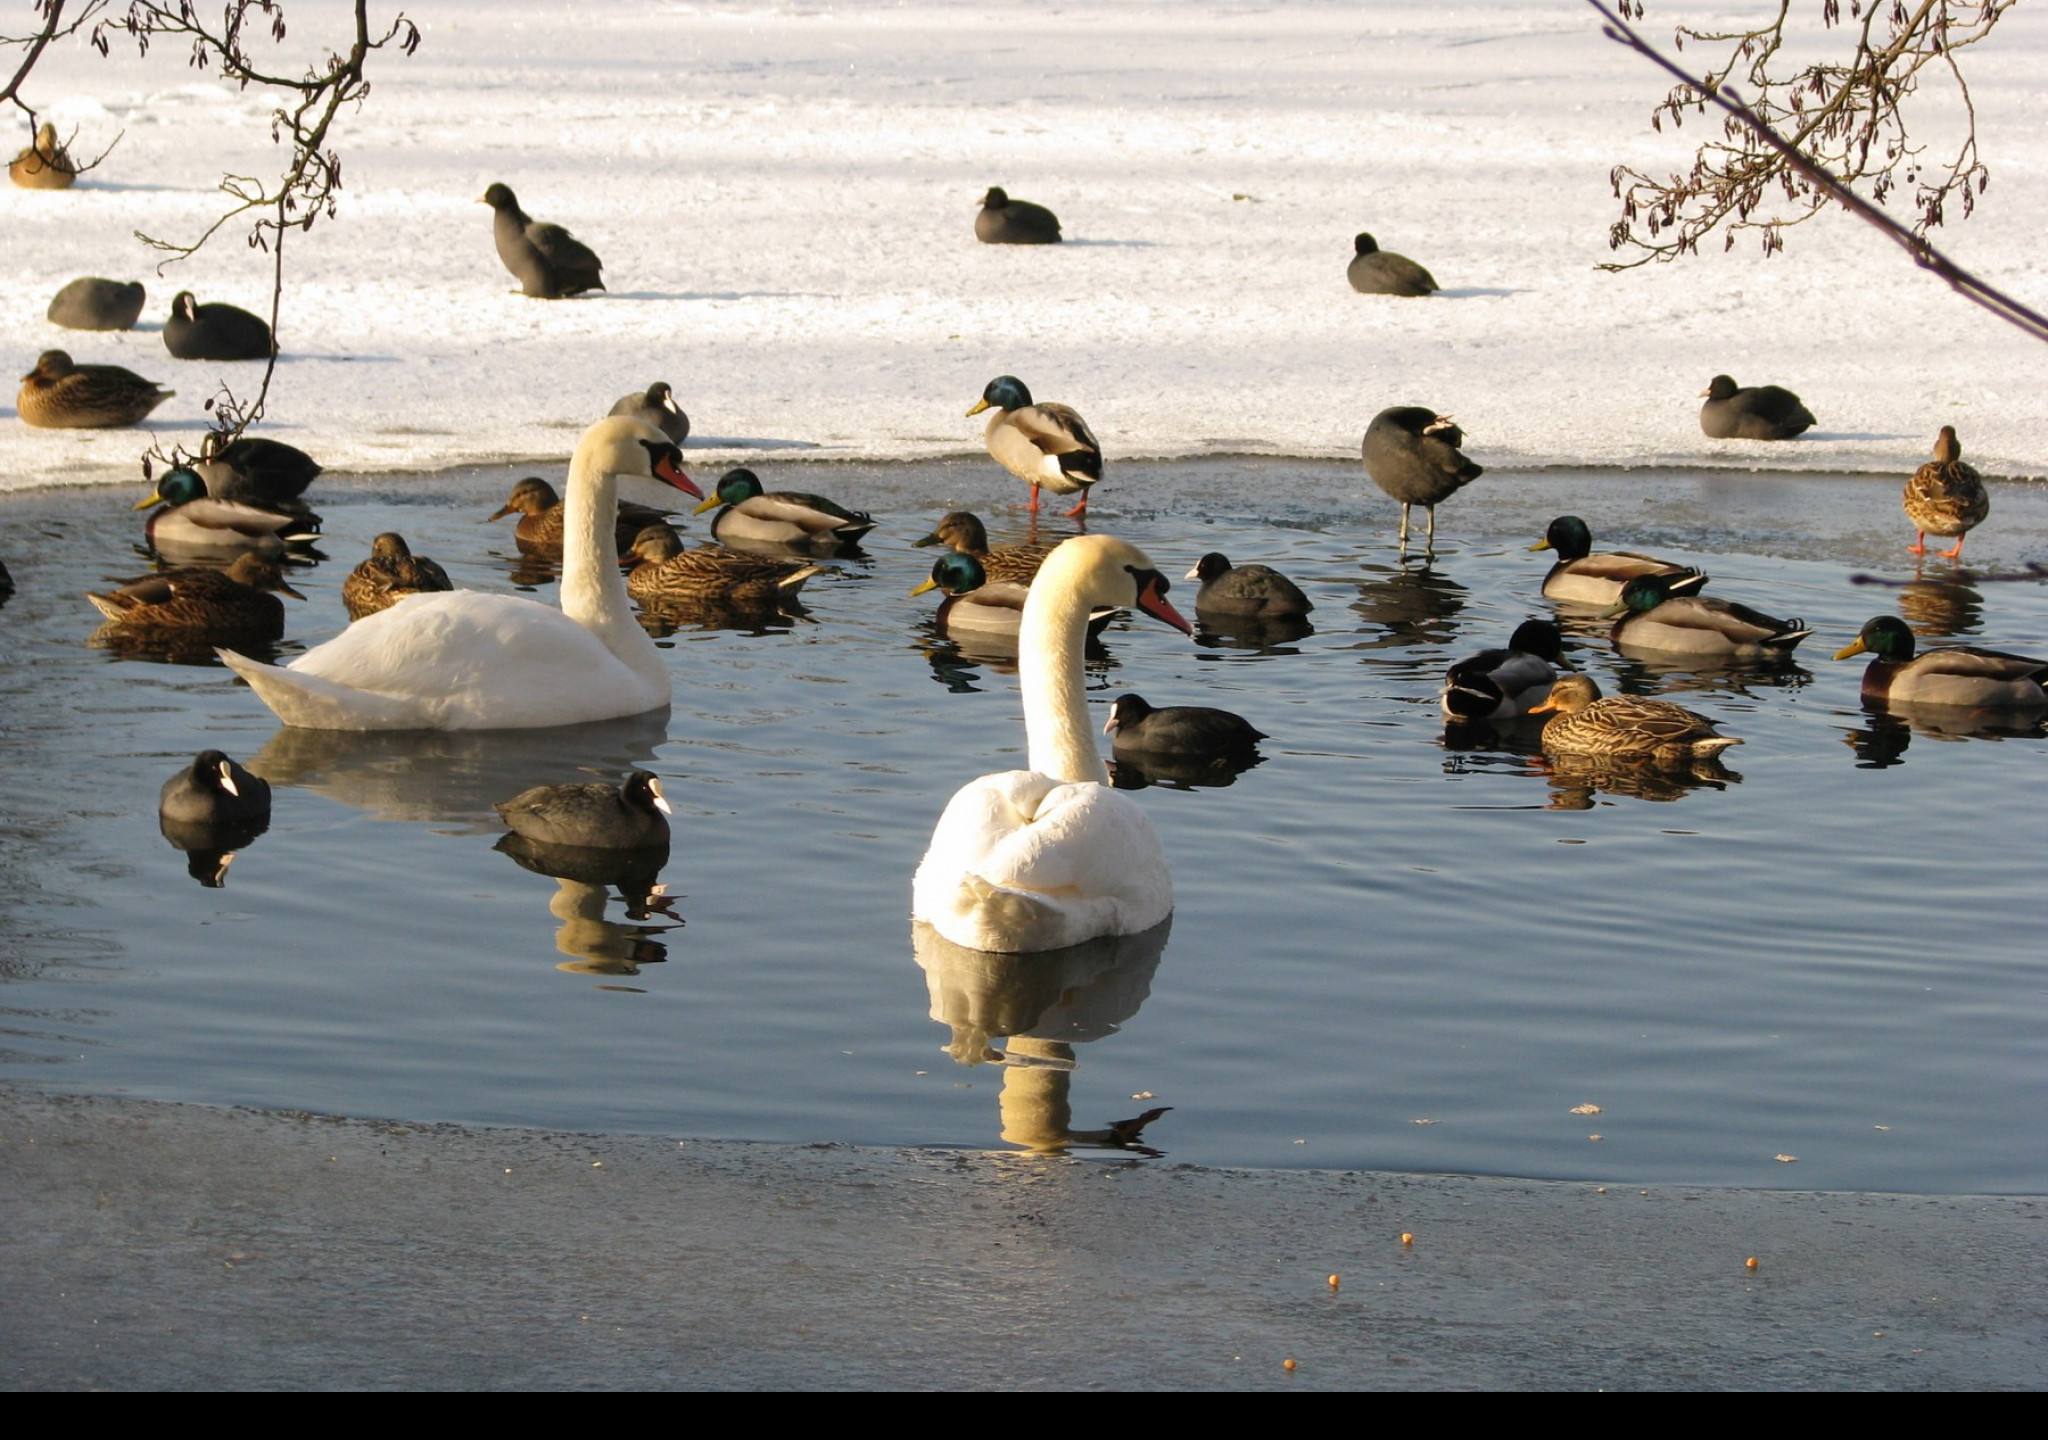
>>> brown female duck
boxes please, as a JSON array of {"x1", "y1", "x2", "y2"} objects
[
  {"x1": 343, "y1": 533, "x2": 455, "y2": 620},
  {"x1": 19, "y1": 350, "x2": 173, "y2": 428}
]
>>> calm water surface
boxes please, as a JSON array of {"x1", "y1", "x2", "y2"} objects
[{"x1": 1, "y1": 457, "x2": 2043, "y2": 1193}]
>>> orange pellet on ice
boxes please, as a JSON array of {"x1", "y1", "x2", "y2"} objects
[
  {"x1": 1746, "y1": 1256, "x2": 1759, "y2": 1270},
  {"x1": 1283, "y1": 1357, "x2": 1297, "y2": 1372},
  {"x1": 1400, "y1": 1232, "x2": 1414, "y2": 1246}
]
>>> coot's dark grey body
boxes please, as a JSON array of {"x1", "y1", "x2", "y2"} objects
[
  {"x1": 495, "y1": 771, "x2": 672, "y2": 849},
  {"x1": 1361, "y1": 406, "x2": 1483, "y2": 551},
  {"x1": 610, "y1": 381, "x2": 689, "y2": 444},
  {"x1": 975, "y1": 187, "x2": 1062, "y2": 244},
  {"x1": 484, "y1": 182, "x2": 606, "y2": 298},
  {"x1": 1185, "y1": 552, "x2": 1314, "y2": 619},
  {"x1": 1345, "y1": 233, "x2": 1437, "y2": 297},
  {"x1": 47, "y1": 277, "x2": 146, "y2": 331},
  {"x1": 159, "y1": 749, "x2": 272, "y2": 828},
  {"x1": 163, "y1": 292, "x2": 273, "y2": 362},
  {"x1": 1699, "y1": 375, "x2": 1814, "y2": 440},
  {"x1": 158, "y1": 750, "x2": 271, "y2": 888},
  {"x1": 1104, "y1": 693, "x2": 1266, "y2": 756}
]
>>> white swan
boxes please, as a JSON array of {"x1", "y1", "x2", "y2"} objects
[
  {"x1": 219, "y1": 417, "x2": 701, "y2": 730},
  {"x1": 912, "y1": 535, "x2": 1192, "y2": 952}
]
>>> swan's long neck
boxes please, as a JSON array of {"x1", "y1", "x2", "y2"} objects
[
  {"x1": 1018, "y1": 560, "x2": 1107, "y2": 785},
  {"x1": 559, "y1": 446, "x2": 665, "y2": 689}
]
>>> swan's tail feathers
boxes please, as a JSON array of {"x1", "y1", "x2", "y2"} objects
[
  {"x1": 217, "y1": 648, "x2": 428, "y2": 730},
  {"x1": 932, "y1": 871, "x2": 1124, "y2": 954}
]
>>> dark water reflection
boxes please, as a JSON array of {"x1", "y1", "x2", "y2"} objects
[{"x1": 1, "y1": 459, "x2": 2045, "y2": 1191}]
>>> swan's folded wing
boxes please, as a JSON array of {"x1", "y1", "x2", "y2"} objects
[{"x1": 914, "y1": 772, "x2": 1173, "y2": 952}]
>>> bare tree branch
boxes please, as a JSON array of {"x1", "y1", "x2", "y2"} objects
[
  {"x1": 1598, "y1": 0, "x2": 2010, "y2": 269},
  {"x1": 87, "y1": 1, "x2": 420, "y2": 444},
  {"x1": 1591, "y1": 0, "x2": 2048, "y2": 346}
]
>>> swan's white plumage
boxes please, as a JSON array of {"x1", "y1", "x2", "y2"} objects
[
  {"x1": 913, "y1": 770, "x2": 1173, "y2": 953},
  {"x1": 220, "y1": 417, "x2": 691, "y2": 731},
  {"x1": 912, "y1": 535, "x2": 1189, "y2": 953}
]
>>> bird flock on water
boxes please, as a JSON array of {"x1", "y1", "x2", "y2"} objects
[{"x1": 9, "y1": 153, "x2": 2038, "y2": 969}]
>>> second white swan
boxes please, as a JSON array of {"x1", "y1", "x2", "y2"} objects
[
  {"x1": 912, "y1": 535, "x2": 1192, "y2": 952},
  {"x1": 220, "y1": 417, "x2": 701, "y2": 730}
]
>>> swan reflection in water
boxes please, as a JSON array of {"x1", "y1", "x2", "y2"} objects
[
  {"x1": 247, "y1": 708, "x2": 669, "y2": 826},
  {"x1": 912, "y1": 918, "x2": 1172, "y2": 1156},
  {"x1": 495, "y1": 833, "x2": 680, "y2": 981}
]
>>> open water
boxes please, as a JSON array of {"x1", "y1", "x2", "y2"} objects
[{"x1": 1, "y1": 456, "x2": 2043, "y2": 1193}]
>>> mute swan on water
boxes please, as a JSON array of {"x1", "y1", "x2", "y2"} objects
[
  {"x1": 913, "y1": 535, "x2": 1192, "y2": 953},
  {"x1": 219, "y1": 417, "x2": 700, "y2": 730}
]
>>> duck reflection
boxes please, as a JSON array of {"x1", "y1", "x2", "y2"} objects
[
  {"x1": 1191, "y1": 611, "x2": 1314, "y2": 653},
  {"x1": 247, "y1": 708, "x2": 668, "y2": 825},
  {"x1": 159, "y1": 814, "x2": 268, "y2": 887},
  {"x1": 1896, "y1": 573, "x2": 1985, "y2": 639},
  {"x1": 1604, "y1": 651, "x2": 1813, "y2": 700},
  {"x1": 1851, "y1": 698, "x2": 2047, "y2": 746},
  {"x1": 635, "y1": 594, "x2": 810, "y2": 639},
  {"x1": 1841, "y1": 712, "x2": 1913, "y2": 768},
  {"x1": 1536, "y1": 750, "x2": 1740, "y2": 808},
  {"x1": 494, "y1": 835, "x2": 679, "y2": 978},
  {"x1": 1349, "y1": 561, "x2": 1465, "y2": 651},
  {"x1": 916, "y1": 624, "x2": 1117, "y2": 690},
  {"x1": 913, "y1": 918, "x2": 1171, "y2": 1156},
  {"x1": 1108, "y1": 750, "x2": 1264, "y2": 791}
]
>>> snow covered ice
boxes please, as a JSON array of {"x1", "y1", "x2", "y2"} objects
[{"x1": 4, "y1": 0, "x2": 2046, "y2": 492}]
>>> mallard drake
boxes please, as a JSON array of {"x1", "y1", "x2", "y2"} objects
[
  {"x1": 9, "y1": 122, "x2": 74, "y2": 189},
  {"x1": 160, "y1": 749, "x2": 271, "y2": 829},
  {"x1": 911, "y1": 551, "x2": 1117, "y2": 643},
  {"x1": 1529, "y1": 674, "x2": 1742, "y2": 764},
  {"x1": 482, "y1": 182, "x2": 604, "y2": 298},
  {"x1": 18, "y1": 350, "x2": 172, "y2": 429},
  {"x1": 343, "y1": 533, "x2": 455, "y2": 621},
  {"x1": 609, "y1": 381, "x2": 689, "y2": 444},
  {"x1": 495, "y1": 771, "x2": 672, "y2": 849},
  {"x1": 1529, "y1": 515, "x2": 1708, "y2": 606},
  {"x1": 975, "y1": 186, "x2": 1062, "y2": 244},
  {"x1": 193, "y1": 432, "x2": 322, "y2": 508},
  {"x1": 1346, "y1": 233, "x2": 1437, "y2": 297},
  {"x1": 1607, "y1": 573, "x2": 1812, "y2": 657},
  {"x1": 1361, "y1": 406, "x2": 1482, "y2": 553},
  {"x1": 488, "y1": 475, "x2": 674, "y2": 559},
  {"x1": 967, "y1": 375, "x2": 1103, "y2": 517},
  {"x1": 87, "y1": 550, "x2": 303, "y2": 642},
  {"x1": 692, "y1": 468, "x2": 875, "y2": 552},
  {"x1": 1835, "y1": 615, "x2": 2048, "y2": 710},
  {"x1": 1902, "y1": 426, "x2": 1989, "y2": 558},
  {"x1": 163, "y1": 291, "x2": 272, "y2": 362},
  {"x1": 1699, "y1": 375, "x2": 1814, "y2": 440},
  {"x1": 48, "y1": 277, "x2": 145, "y2": 331},
  {"x1": 625, "y1": 522, "x2": 824, "y2": 605},
  {"x1": 1104, "y1": 692, "x2": 1266, "y2": 756},
  {"x1": 1185, "y1": 552, "x2": 1313, "y2": 619},
  {"x1": 913, "y1": 510, "x2": 1055, "y2": 585},
  {"x1": 1441, "y1": 619, "x2": 1564, "y2": 721},
  {"x1": 136, "y1": 466, "x2": 316, "y2": 560}
]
